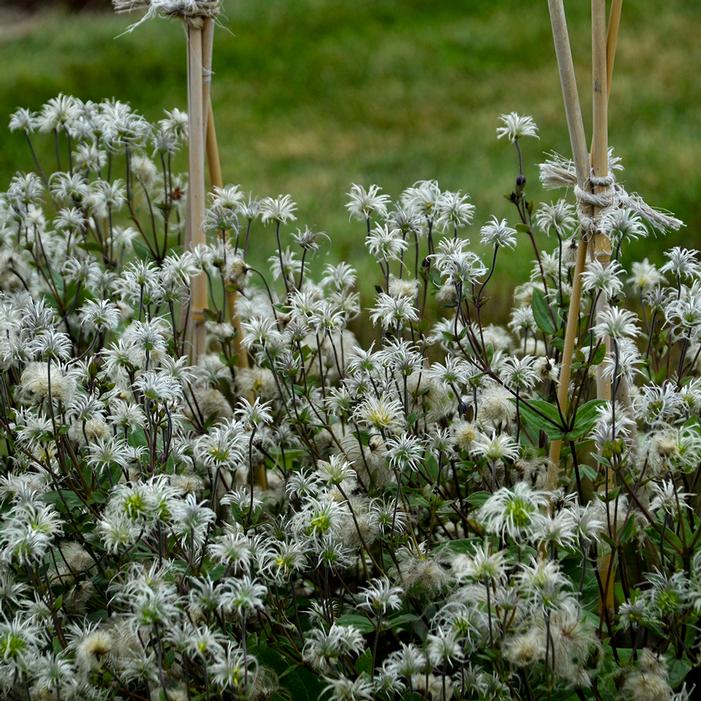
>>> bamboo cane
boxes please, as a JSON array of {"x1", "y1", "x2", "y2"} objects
[
  {"x1": 187, "y1": 23, "x2": 208, "y2": 362},
  {"x1": 606, "y1": 0, "x2": 623, "y2": 97},
  {"x1": 199, "y1": 17, "x2": 262, "y2": 489},
  {"x1": 592, "y1": 0, "x2": 620, "y2": 618},
  {"x1": 201, "y1": 18, "x2": 215, "y2": 150},
  {"x1": 546, "y1": 0, "x2": 592, "y2": 488},
  {"x1": 546, "y1": 0, "x2": 624, "y2": 485},
  {"x1": 591, "y1": 0, "x2": 611, "y2": 404},
  {"x1": 206, "y1": 108, "x2": 223, "y2": 187},
  {"x1": 201, "y1": 18, "x2": 249, "y2": 372},
  {"x1": 604, "y1": 4, "x2": 633, "y2": 424}
]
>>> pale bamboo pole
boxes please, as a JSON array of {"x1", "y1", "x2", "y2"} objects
[
  {"x1": 546, "y1": 0, "x2": 592, "y2": 488},
  {"x1": 606, "y1": 0, "x2": 624, "y2": 96},
  {"x1": 201, "y1": 18, "x2": 216, "y2": 147},
  {"x1": 592, "y1": 0, "x2": 620, "y2": 618},
  {"x1": 546, "y1": 0, "x2": 625, "y2": 485},
  {"x1": 206, "y1": 108, "x2": 223, "y2": 187},
  {"x1": 604, "y1": 2, "x2": 632, "y2": 422},
  {"x1": 201, "y1": 18, "x2": 249, "y2": 372},
  {"x1": 200, "y1": 18, "x2": 262, "y2": 489},
  {"x1": 591, "y1": 0, "x2": 611, "y2": 404},
  {"x1": 187, "y1": 23, "x2": 208, "y2": 362}
]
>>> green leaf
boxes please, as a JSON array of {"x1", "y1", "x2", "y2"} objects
[
  {"x1": 618, "y1": 516, "x2": 637, "y2": 545},
  {"x1": 252, "y1": 643, "x2": 325, "y2": 701},
  {"x1": 518, "y1": 398, "x2": 565, "y2": 439},
  {"x1": 614, "y1": 647, "x2": 634, "y2": 664},
  {"x1": 424, "y1": 452, "x2": 439, "y2": 480},
  {"x1": 669, "y1": 657, "x2": 692, "y2": 688},
  {"x1": 87, "y1": 608, "x2": 109, "y2": 623},
  {"x1": 355, "y1": 649, "x2": 373, "y2": 675},
  {"x1": 590, "y1": 343, "x2": 607, "y2": 366},
  {"x1": 408, "y1": 492, "x2": 431, "y2": 509},
  {"x1": 569, "y1": 399, "x2": 607, "y2": 438},
  {"x1": 132, "y1": 240, "x2": 150, "y2": 260},
  {"x1": 435, "y1": 538, "x2": 473, "y2": 554},
  {"x1": 532, "y1": 287, "x2": 556, "y2": 334},
  {"x1": 466, "y1": 491, "x2": 491, "y2": 508},
  {"x1": 278, "y1": 665, "x2": 325, "y2": 701},
  {"x1": 578, "y1": 464, "x2": 598, "y2": 482},
  {"x1": 662, "y1": 526, "x2": 684, "y2": 554},
  {"x1": 77, "y1": 240, "x2": 104, "y2": 254},
  {"x1": 385, "y1": 613, "x2": 420, "y2": 630},
  {"x1": 43, "y1": 489, "x2": 84, "y2": 515},
  {"x1": 206, "y1": 564, "x2": 227, "y2": 582},
  {"x1": 336, "y1": 614, "x2": 375, "y2": 633},
  {"x1": 128, "y1": 428, "x2": 148, "y2": 448}
]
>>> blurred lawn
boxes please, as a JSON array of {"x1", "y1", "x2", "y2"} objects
[{"x1": 0, "y1": 0, "x2": 699, "y2": 312}]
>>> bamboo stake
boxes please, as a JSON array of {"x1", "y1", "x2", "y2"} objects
[
  {"x1": 592, "y1": 0, "x2": 619, "y2": 618},
  {"x1": 591, "y1": 0, "x2": 611, "y2": 403},
  {"x1": 206, "y1": 107, "x2": 223, "y2": 187},
  {"x1": 602, "y1": 4, "x2": 635, "y2": 431},
  {"x1": 547, "y1": 2, "x2": 591, "y2": 185},
  {"x1": 187, "y1": 23, "x2": 208, "y2": 362},
  {"x1": 546, "y1": 0, "x2": 623, "y2": 485},
  {"x1": 606, "y1": 0, "x2": 623, "y2": 97},
  {"x1": 546, "y1": 0, "x2": 592, "y2": 488},
  {"x1": 200, "y1": 18, "x2": 249, "y2": 372},
  {"x1": 199, "y1": 17, "x2": 262, "y2": 489},
  {"x1": 201, "y1": 18, "x2": 216, "y2": 147}
]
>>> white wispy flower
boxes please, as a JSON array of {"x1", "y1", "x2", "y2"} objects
[
  {"x1": 479, "y1": 482, "x2": 548, "y2": 539},
  {"x1": 370, "y1": 293, "x2": 419, "y2": 330},
  {"x1": 472, "y1": 431, "x2": 520, "y2": 463},
  {"x1": 169, "y1": 493, "x2": 216, "y2": 549},
  {"x1": 385, "y1": 433, "x2": 424, "y2": 472},
  {"x1": 480, "y1": 216, "x2": 517, "y2": 249},
  {"x1": 496, "y1": 112, "x2": 539, "y2": 142},
  {"x1": 358, "y1": 577, "x2": 403, "y2": 615},
  {"x1": 365, "y1": 223, "x2": 407, "y2": 263},
  {"x1": 435, "y1": 190, "x2": 475, "y2": 232},
  {"x1": 517, "y1": 556, "x2": 570, "y2": 612},
  {"x1": 500, "y1": 355, "x2": 538, "y2": 391},
  {"x1": 210, "y1": 643, "x2": 256, "y2": 691},
  {"x1": 346, "y1": 183, "x2": 391, "y2": 221},
  {"x1": 260, "y1": 194, "x2": 297, "y2": 224},
  {"x1": 354, "y1": 394, "x2": 404, "y2": 432},
  {"x1": 9, "y1": 108, "x2": 37, "y2": 133},
  {"x1": 592, "y1": 306, "x2": 640, "y2": 341},
  {"x1": 582, "y1": 259, "x2": 624, "y2": 297},
  {"x1": 534, "y1": 200, "x2": 576, "y2": 237},
  {"x1": 401, "y1": 179, "x2": 441, "y2": 219},
  {"x1": 661, "y1": 247, "x2": 700, "y2": 280},
  {"x1": 628, "y1": 258, "x2": 664, "y2": 292}
]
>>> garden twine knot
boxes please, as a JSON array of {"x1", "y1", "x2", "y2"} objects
[
  {"x1": 538, "y1": 151, "x2": 684, "y2": 237},
  {"x1": 574, "y1": 171, "x2": 615, "y2": 240},
  {"x1": 113, "y1": 0, "x2": 221, "y2": 31}
]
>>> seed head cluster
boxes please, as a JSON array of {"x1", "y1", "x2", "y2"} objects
[{"x1": 0, "y1": 94, "x2": 699, "y2": 701}]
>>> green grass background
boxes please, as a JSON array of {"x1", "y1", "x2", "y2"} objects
[{"x1": 0, "y1": 0, "x2": 699, "y2": 309}]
